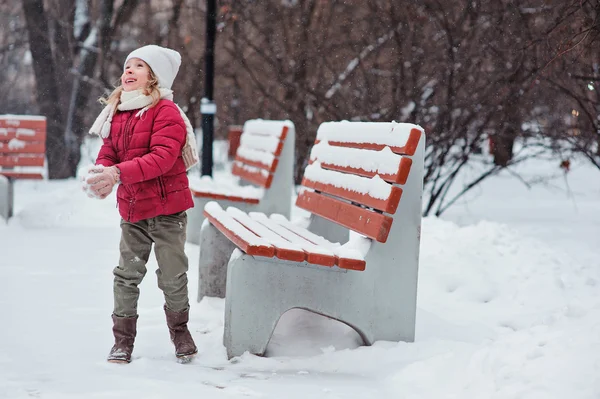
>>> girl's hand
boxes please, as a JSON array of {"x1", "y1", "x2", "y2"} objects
[{"x1": 84, "y1": 165, "x2": 120, "y2": 199}]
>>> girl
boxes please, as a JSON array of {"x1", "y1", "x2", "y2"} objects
[{"x1": 85, "y1": 45, "x2": 199, "y2": 363}]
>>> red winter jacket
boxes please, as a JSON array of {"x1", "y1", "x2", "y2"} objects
[{"x1": 95, "y1": 99, "x2": 194, "y2": 222}]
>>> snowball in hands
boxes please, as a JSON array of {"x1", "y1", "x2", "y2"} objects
[
  {"x1": 82, "y1": 165, "x2": 116, "y2": 199},
  {"x1": 81, "y1": 165, "x2": 104, "y2": 199}
]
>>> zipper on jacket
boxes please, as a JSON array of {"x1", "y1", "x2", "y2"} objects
[
  {"x1": 128, "y1": 198, "x2": 135, "y2": 221},
  {"x1": 123, "y1": 112, "x2": 135, "y2": 156},
  {"x1": 158, "y1": 176, "x2": 167, "y2": 203},
  {"x1": 119, "y1": 111, "x2": 136, "y2": 213}
]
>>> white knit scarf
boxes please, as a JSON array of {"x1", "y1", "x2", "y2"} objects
[{"x1": 89, "y1": 88, "x2": 199, "y2": 170}]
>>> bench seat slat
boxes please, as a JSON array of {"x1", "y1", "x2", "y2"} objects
[
  {"x1": 269, "y1": 214, "x2": 340, "y2": 249},
  {"x1": 205, "y1": 203, "x2": 364, "y2": 270},
  {"x1": 226, "y1": 207, "x2": 307, "y2": 263},
  {"x1": 336, "y1": 257, "x2": 366, "y2": 271},
  {"x1": 268, "y1": 214, "x2": 366, "y2": 270},
  {"x1": 231, "y1": 162, "x2": 274, "y2": 188},
  {"x1": 203, "y1": 204, "x2": 275, "y2": 258},
  {"x1": 296, "y1": 190, "x2": 393, "y2": 243},
  {"x1": 0, "y1": 171, "x2": 44, "y2": 180},
  {"x1": 0, "y1": 154, "x2": 45, "y2": 167},
  {"x1": 249, "y1": 212, "x2": 337, "y2": 267}
]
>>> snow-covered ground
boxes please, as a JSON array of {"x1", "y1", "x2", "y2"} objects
[{"x1": 1, "y1": 140, "x2": 599, "y2": 398}]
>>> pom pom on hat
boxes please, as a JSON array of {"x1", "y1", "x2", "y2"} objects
[{"x1": 124, "y1": 45, "x2": 181, "y2": 89}]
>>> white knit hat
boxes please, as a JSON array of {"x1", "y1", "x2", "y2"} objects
[{"x1": 124, "y1": 45, "x2": 181, "y2": 90}]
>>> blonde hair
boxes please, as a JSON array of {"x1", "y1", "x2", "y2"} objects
[{"x1": 99, "y1": 66, "x2": 161, "y2": 108}]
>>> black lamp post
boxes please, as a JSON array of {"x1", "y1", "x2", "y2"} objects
[{"x1": 201, "y1": 0, "x2": 216, "y2": 176}]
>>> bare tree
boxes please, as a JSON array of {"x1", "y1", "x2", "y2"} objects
[
  {"x1": 216, "y1": 0, "x2": 570, "y2": 215},
  {"x1": 20, "y1": 0, "x2": 142, "y2": 178},
  {"x1": 542, "y1": 0, "x2": 600, "y2": 170},
  {"x1": 6, "y1": 0, "x2": 598, "y2": 216},
  {"x1": 0, "y1": 2, "x2": 33, "y2": 114},
  {"x1": 22, "y1": 0, "x2": 67, "y2": 178}
]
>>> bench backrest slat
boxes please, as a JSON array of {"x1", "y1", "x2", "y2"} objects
[
  {"x1": 297, "y1": 121, "x2": 424, "y2": 243},
  {"x1": 232, "y1": 120, "x2": 291, "y2": 188},
  {"x1": 0, "y1": 154, "x2": 45, "y2": 167},
  {"x1": 0, "y1": 129, "x2": 47, "y2": 143},
  {"x1": 296, "y1": 189, "x2": 394, "y2": 243},
  {"x1": 310, "y1": 141, "x2": 413, "y2": 185},
  {"x1": 231, "y1": 162, "x2": 273, "y2": 188},
  {"x1": 316, "y1": 123, "x2": 422, "y2": 156},
  {"x1": 0, "y1": 142, "x2": 46, "y2": 154},
  {"x1": 236, "y1": 146, "x2": 279, "y2": 171},
  {"x1": 302, "y1": 164, "x2": 403, "y2": 214}
]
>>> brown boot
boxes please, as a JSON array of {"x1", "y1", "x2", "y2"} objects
[
  {"x1": 107, "y1": 314, "x2": 138, "y2": 363},
  {"x1": 164, "y1": 305, "x2": 198, "y2": 358}
]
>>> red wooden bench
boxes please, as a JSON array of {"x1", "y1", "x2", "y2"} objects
[
  {"x1": 203, "y1": 123, "x2": 422, "y2": 271},
  {"x1": 198, "y1": 120, "x2": 426, "y2": 358},
  {"x1": 0, "y1": 115, "x2": 47, "y2": 220},
  {"x1": 186, "y1": 119, "x2": 295, "y2": 244}
]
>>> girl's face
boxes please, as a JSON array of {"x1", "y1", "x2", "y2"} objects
[{"x1": 121, "y1": 58, "x2": 151, "y2": 92}]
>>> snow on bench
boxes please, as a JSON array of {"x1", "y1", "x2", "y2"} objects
[
  {"x1": 203, "y1": 121, "x2": 424, "y2": 271},
  {"x1": 309, "y1": 141, "x2": 413, "y2": 185},
  {"x1": 208, "y1": 120, "x2": 426, "y2": 359},
  {"x1": 204, "y1": 202, "x2": 365, "y2": 270},
  {"x1": 190, "y1": 119, "x2": 293, "y2": 202},
  {"x1": 188, "y1": 175, "x2": 263, "y2": 204},
  {"x1": 0, "y1": 115, "x2": 47, "y2": 180},
  {"x1": 316, "y1": 121, "x2": 422, "y2": 155},
  {"x1": 0, "y1": 115, "x2": 47, "y2": 220},
  {"x1": 187, "y1": 119, "x2": 295, "y2": 245}
]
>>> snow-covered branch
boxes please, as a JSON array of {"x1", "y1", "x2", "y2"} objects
[{"x1": 325, "y1": 23, "x2": 400, "y2": 100}]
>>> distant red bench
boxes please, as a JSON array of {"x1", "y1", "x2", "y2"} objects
[
  {"x1": 0, "y1": 115, "x2": 47, "y2": 220},
  {"x1": 186, "y1": 119, "x2": 295, "y2": 244}
]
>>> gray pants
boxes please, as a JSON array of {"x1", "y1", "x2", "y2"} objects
[{"x1": 113, "y1": 211, "x2": 190, "y2": 317}]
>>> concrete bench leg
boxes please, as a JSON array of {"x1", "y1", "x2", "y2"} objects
[
  {"x1": 223, "y1": 253, "x2": 287, "y2": 358},
  {"x1": 197, "y1": 220, "x2": 237, "y2": 301},
  {"x1": 223, "y1": 254, "x2": 381, "y2": 359},
  {"x1": 222, "y1": 247, "x2": 419, "y2": 358},
  {"x1": 0, "y1": 176, "x2": 13, "y2": 222},
  {"x1": 187, "y1": 197, "x2": 211, "y2": 245}
]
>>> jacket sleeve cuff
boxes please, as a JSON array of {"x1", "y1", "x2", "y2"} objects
[
  {"x1": 114, "y1": 160, "x2": 141, "y2": 185},
  {"x1": 96, "y1": 160, "x2": 114, "y2": 167}
]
